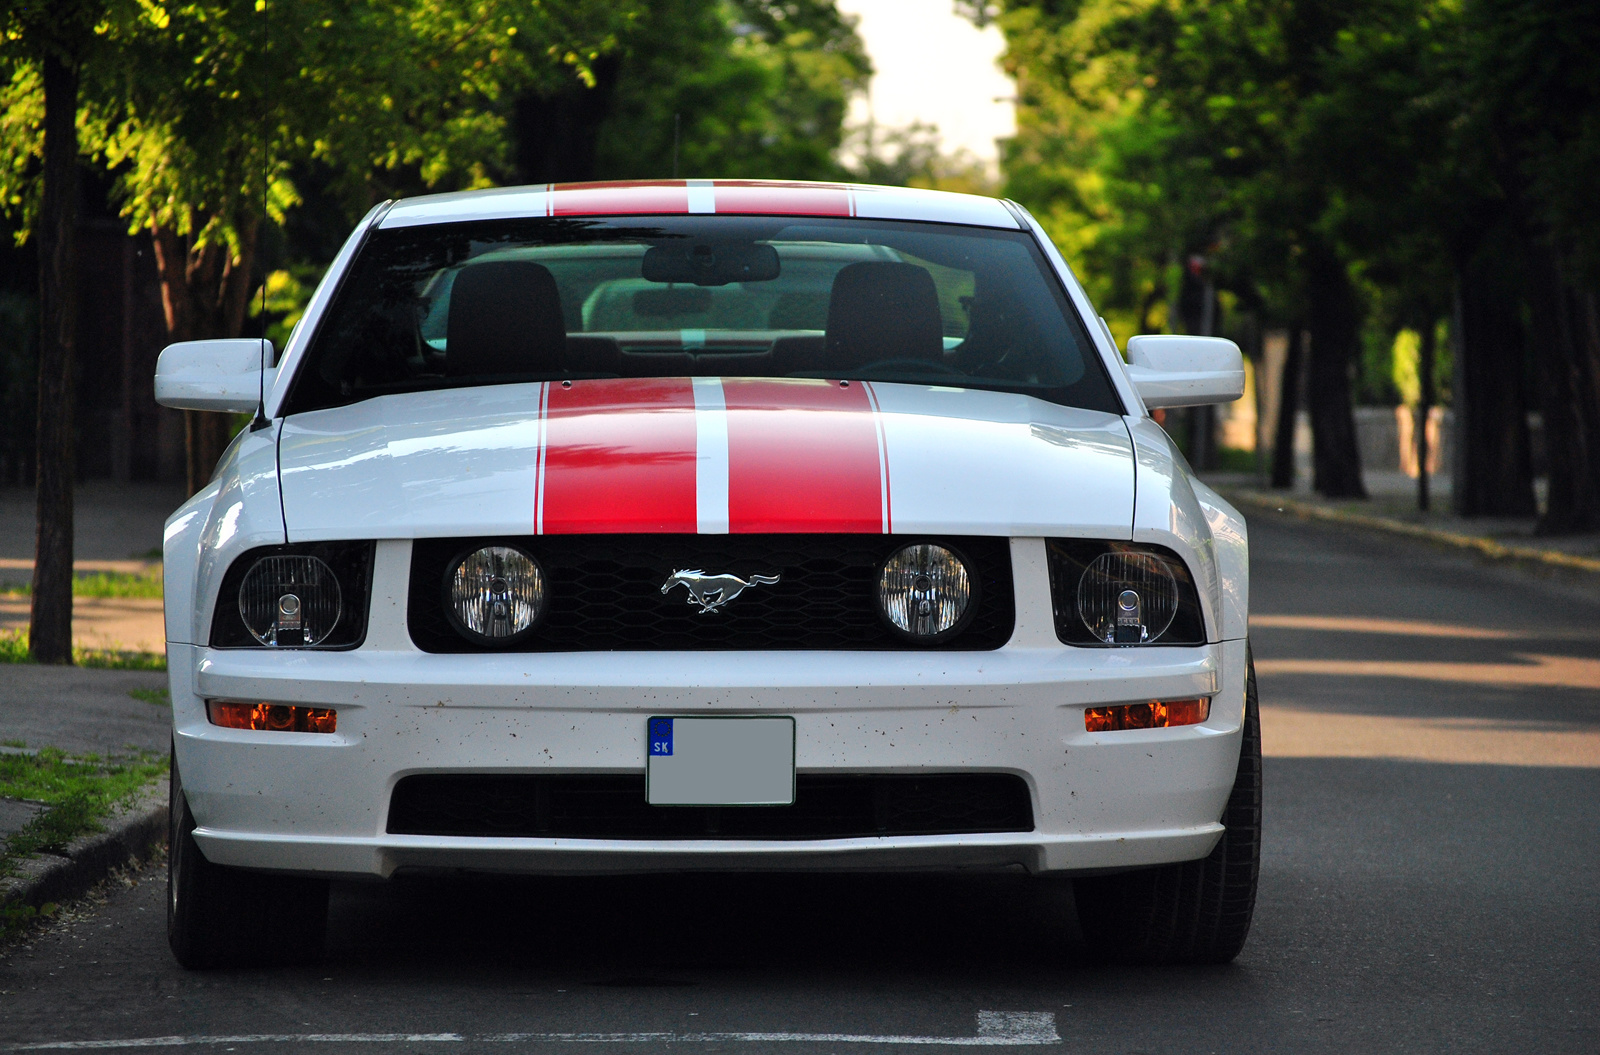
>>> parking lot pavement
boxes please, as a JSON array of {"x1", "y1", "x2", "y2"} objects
[{"x1": 1, "y1": 511, "x2": 1596, "y2": 1054}]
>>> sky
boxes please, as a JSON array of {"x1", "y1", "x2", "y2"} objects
[{"x1": 834, "y1": 0, "x2": 1017, "y2": 165}]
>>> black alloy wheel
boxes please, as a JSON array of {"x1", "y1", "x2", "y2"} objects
[
  {"x1": 1072, "y1": 644, "x2": 1263, "y2": 964},
  {"x1": 167, "y1": 741, "x2": 329, "y2": 969}
]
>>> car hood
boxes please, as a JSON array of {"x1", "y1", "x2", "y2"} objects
[{"x1": 277, "y1": 377, "x2": 1134, "y2": 541}]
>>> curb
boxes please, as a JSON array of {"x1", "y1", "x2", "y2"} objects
[
  {"x1": 1222, "y1": 489, "x2": 1600, "y2": 583},
  {"x1": 0, "y1": 776, "x2": 168, "y2": 912}
]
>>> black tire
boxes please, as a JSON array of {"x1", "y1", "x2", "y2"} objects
[
  {"x1": 167, "y1": 742, "x2": 329, "y2": 969},
  {"x1": 1073, "y1": 646, "x2": 1262, "y2": 965}
]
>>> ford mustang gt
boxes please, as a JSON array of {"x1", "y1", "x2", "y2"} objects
[{"x1": 156, "y1": 179, "x2": 1258, "y2": 968}]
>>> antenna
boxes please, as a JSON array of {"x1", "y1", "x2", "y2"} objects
[
  {"x1": 250, "y1": 0, "x2": 272, "y2": 432},
  {"x1": 672, "y1": 112, "x2": 680, "y2": 179}
]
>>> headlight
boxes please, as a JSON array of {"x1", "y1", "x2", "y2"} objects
[
  {"x1": 1046, "y1": 540, "x2": 1206, "y2": 646},
  {"x1": 444, "y1": 545, "x2": 547, "y2": 645},
  {"x1": 1077, "y1": 550, "x2": 1179, "y2": 644},
  {"x1": 210, "y1": 542, "x2": 375, "y2": 649},
  {"x1": 877, "y1": 543, "x2": 974, "y2": 641},
  {"x1": 238, "y1": 555, "x2": 342, "y2": 646}
]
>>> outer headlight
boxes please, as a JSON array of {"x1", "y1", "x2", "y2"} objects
[
  {"x1": 444, "y1": 545, "x2": 547, "y2": 646},
  {"x1": 877, "y1": 542, "x2": 974, "y2": 642},
  {"x1": 1046, "y1": 540, "x2": 1206, "y2": 646},
  {"x1": 239, "y1": 555, "x2": 342, "y2": 646},
  {"x1": 210, "y1": 542, "x2": 374, "y2": 649}
]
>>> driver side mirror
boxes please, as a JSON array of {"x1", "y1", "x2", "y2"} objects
[
  {"x1": 1123, "y1": 335, "x2": 1245, "y2": 409},
  {"x1": 155, "y1": 339, "x2": 275, "y2": 413}
]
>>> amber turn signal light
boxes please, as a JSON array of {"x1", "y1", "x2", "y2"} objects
[
  {"x1": 207, "y1": 700, "x2": 337, "y2": 733},
  {"x1": 1085, "y1": 698, "x2": 1209, "y2": 732}
]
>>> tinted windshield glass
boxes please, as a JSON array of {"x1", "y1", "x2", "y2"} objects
[{"x1": 285, "y1": 216, "x2": 1123, "y2": 415}]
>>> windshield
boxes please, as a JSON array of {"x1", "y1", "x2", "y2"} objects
[{"x1": 284, "y1": 215, "x2": 1123, "y2": 416}]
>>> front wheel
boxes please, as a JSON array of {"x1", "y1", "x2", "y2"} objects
[
  {"x1": 1073, "y1": 646, "x2": 1262, "y2": 964},
  {"x1": 167, "y1": 743, "x2": 329, "y2": 969}
]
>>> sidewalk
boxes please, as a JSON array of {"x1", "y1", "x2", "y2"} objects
[
  {"x1": 1207, "y1": 469, "x2": 1600, "y2": 585},
  {"x1": 1, "y1": 483, "x2": 177, "y2": 929}
]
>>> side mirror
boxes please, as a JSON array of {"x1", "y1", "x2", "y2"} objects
[
  {"x1": 155, "y1": 339, "x2": 275, "y2": 413},
  {"x1": 1124, "y1": 335, "x2": 1245, "y2": 409}
]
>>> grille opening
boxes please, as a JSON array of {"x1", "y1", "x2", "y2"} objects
[
  {"x1": 387, "y1": 773, "x2": 1034, "y2": 840},
  {"x1": 408, "y1": 534, "x2": 1014, "y2": 652}
]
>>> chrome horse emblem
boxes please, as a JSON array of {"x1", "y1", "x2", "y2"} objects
[{"x1": 661, "y1": 569, "x2": 781, "y2": 614}]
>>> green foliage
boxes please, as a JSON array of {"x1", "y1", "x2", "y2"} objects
[
  {"x1": 128, "y1": 687, "x2": 169, "y2": 706},
  {"x1": 1, "y1": 569, "x2": 163, "y2": 598},
  {"x1": 0, "y1": 745, "x2": 168, "y2": 870},
  {"x1": 1, "y1": 1, "x2": 642, "y2": 254},
  {"x1": 592, "y1": 0, "x2": 869, "y2": 181},
  {"x1": 0, "y1": 629, "x2": 166, "y2": 669}
]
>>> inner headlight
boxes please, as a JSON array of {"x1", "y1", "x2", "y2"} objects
[
  {"x1": 877, "y1": 543, "x2": 973, "y2": 641},
  {"x1": 445, "y1": 545, "x2": 546, "y2": 645},
  {"x1": 238, "y1": 555, "x2": 342, "y2": 647},
  {"x1": 1077, "y1": 551, "x2": 1179, "y2": 644}
]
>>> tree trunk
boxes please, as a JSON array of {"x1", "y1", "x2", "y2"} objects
[
  {"x1": 1526, "y1": 241, "x2": 1600, "y2": 533},
  {"x1": 1304, "y1": 244, "x2": 1366, "y2": 498},
  {"x1": 151, "y1": 218, "x2": 260, "y2": 494},
  {"x1": 1451, "y1": 261, "x2": 1537, "y2": 517},
  {"x1": 1270, "y1": 327, "x2": 1304, "y2": 489},
  {"x1": 1416, "y1": 322, "x2": 1436, "y2": 513},
  {"x1": 29, "y1": 54, "x2": 80, "y2": 666}
]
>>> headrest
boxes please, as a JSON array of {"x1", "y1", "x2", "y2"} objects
[
  {"x1": 446, "y1": 261, "x2": 566, "y2": 377},
  {"x1": 823, "y1": 262, "x2": 944, "y2": 372}
]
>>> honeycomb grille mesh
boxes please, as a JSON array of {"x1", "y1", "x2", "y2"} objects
[
  {"x1": 387, "y1": 773, "x2": 1035, "y2": 840},
  {"x1": 408, "y1": 535, "x2": 1014, "y2": 652}
]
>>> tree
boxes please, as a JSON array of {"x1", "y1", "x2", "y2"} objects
[
  {"x1": 0, "y1": 0, "x2": 129, "y2": 664},
  {"x1": 4, "y1": 0, "x2": 638, "y2": 494},
  {"x1": 512, "y1": 0, "x2": 870, "y2": 184}
]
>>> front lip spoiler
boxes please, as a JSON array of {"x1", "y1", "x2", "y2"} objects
[{"x1": 192, "y1": 823, "x2": 1225, "y2": 879}]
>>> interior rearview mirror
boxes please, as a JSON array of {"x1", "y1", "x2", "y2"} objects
[
  {"x1": 154, "y1": 338, "x2": 276, "y2": 414},
  {"x1": 642, "y1": 242, "x2": 780, "y2": 286},
  {"x1": 1123, "y1": 335, "x2": 1245, "y2": 409}
]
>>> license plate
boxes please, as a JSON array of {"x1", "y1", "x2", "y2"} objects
[{"x1": 646, "y1": 716, "x2": 796, "y2": 806}]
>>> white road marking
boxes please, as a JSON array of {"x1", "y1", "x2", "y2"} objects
[
  {"x1": 692, "y1": 376, "x2": 730, "y2": 533},
  {"x1": 7, "y1": 1012, "x2": 1060, "y2": 1050}
]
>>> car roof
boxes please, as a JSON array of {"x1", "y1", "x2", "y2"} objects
[{"x1": 379, "y1": 179, "x2": 1022, "y2": 231}]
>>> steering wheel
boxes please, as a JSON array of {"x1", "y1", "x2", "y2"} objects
[{"x1": 852, "y1": 357, "x2": 966, "y2": 378}]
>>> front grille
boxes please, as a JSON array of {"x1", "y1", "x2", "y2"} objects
[
  {"x1": 407, "y1": 534, "x2": 1014, "y2": 652},
  {"x1": 387, "y1": 773, "x2": 1034, "y2": 840}
]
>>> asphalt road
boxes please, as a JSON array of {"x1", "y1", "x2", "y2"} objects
[{"x1": 3, "y1": 511, "x2": 1597, "y2": 1054}]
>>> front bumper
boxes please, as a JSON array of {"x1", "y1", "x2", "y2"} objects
[{"x1": 168, "y1": 633, "x2": 1249, "y2": 879}]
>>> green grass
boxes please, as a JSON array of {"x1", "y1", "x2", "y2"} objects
[
  {"x1": 0, "y1": 746, "x2": 168, "y2": 941},
  {"x1": 0, "y1": 630, "x2": 166, "y2": 671},
  {"x1": 1, "y1": 570, "x2": 163, "y2": 600},
  {"x1": 128, "y1": 687, "x2": 169, "y2": 707}
]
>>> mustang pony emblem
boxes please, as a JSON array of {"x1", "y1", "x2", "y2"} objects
[{"x1": 661, "y1": 569, "x2": 781, "y2": 614}]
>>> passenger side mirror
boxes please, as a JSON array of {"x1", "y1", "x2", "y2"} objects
[
  {"x1": 1124, "y1": 335, "x2": 1245, "y2": 409},
  {"x1": 155, "y1": 338, "x2": 275, "y2": 413}
]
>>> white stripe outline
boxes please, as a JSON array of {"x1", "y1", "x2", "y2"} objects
[
  {"x1": 686, "y1": 179, "x2": 716, "y2": 214},
  {"x1": 861, "y1": 381, "x2": 892, "y2": 533},
  {"x1": 692, "y1": 376, "x2": 730, "y2": 533},
  {"x1": 534, "y1": 380, "x2": 550, "y2": 534},
  {"x1": 7, "y1": 1012, "x2": 1060, "y2": 1050}
]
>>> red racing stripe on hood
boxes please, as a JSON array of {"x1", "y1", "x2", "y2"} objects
[
  {"x1": 540, "y1": 377, "x2": 698, "y2": 533},
  {"x1": 722, "y1": 378, "x2": 886, "y2": 533}
]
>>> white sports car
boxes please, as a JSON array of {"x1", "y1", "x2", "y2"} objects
[{"x1": 156, "y1": 179, "x2": 1258, "y2": 968}]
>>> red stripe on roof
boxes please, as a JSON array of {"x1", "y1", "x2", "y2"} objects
[
  {"x1": 712, "y1": 181, "x2": 853, "y2": 217},
  {"x1": 549, "y1": 181, "x2": 690, "y2": 217},
  {"x1": 722, "y1": 378, "x2": 884, "y2": 533},
  {"x1": 541, "y1": 377, "x2": 698, "y2": 533}
]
